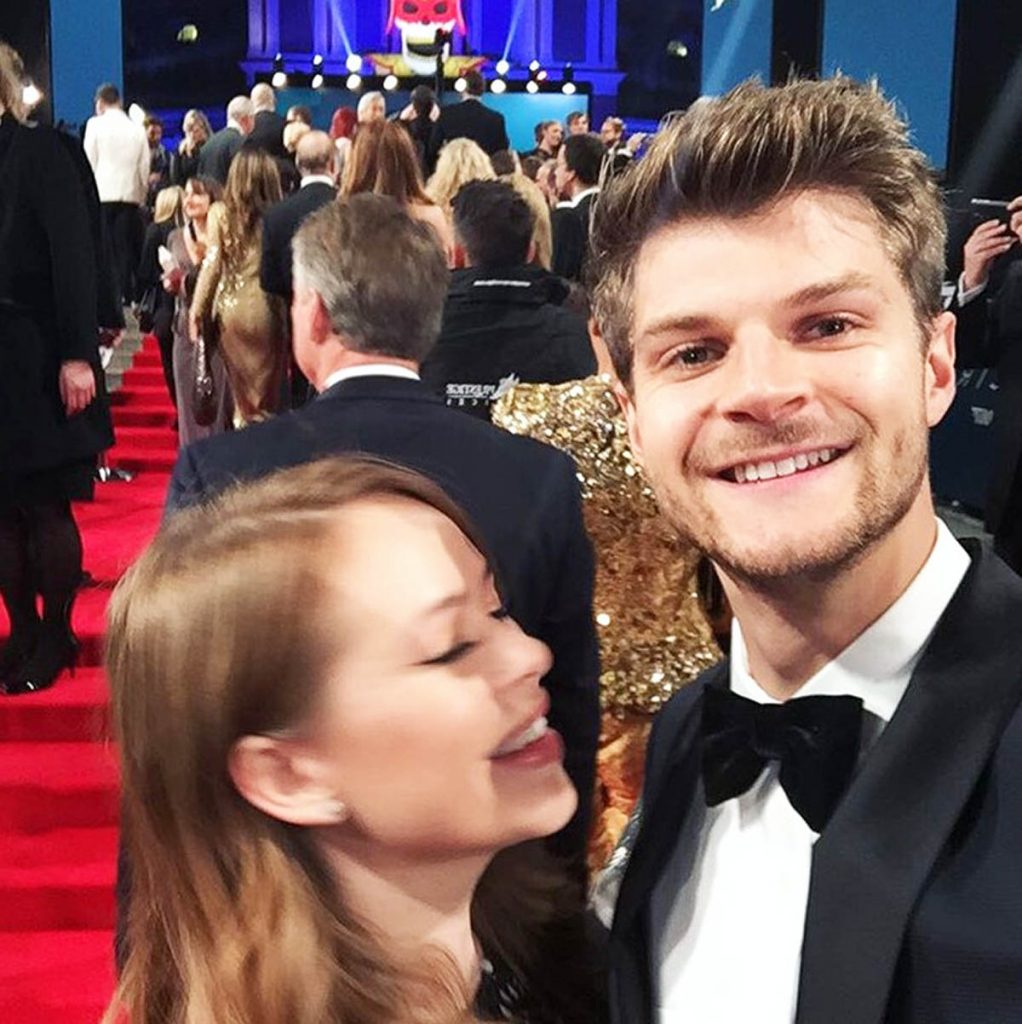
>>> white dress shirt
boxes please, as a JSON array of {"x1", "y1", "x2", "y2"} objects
[
  {"x1": 655, "y1": 520, "x2": 970, "y2": 1024},
  {"x1": 321, "y1": 364, "x2": 420, "y2": 392},
  {"x1": 83, "y1": 107, "x2": 149, "y2": 205}
]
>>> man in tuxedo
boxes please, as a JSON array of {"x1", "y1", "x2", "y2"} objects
[
  {"x1": 197, "y1": 95, "x2": 254, "y2": 184},
  {"x1": 435, "y1": 70, "x2": 509, "y2": 156},
  {"x1": 951, "y1": 207, "x2": 1022, "y2": 572},
  {"x1": 168, "y1": 193, "x2": 599, "y2": 865},
  {"x1": 245, "y1": 82, "x2": 287, "y2": 159},
  {"x1": 260, "y1": 130, "x2": 338, "y2": 408},
  {"x1": 421, "y1": 180, "x2": 594, "y2": 420},
  {"x1": 589, "y1": 78, "x2": 1022, "y2": 1023},
  {"x1": 551, "y1": 133, "x2": 603, "y2": 282}
]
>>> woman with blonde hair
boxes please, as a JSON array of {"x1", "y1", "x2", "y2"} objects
[
  {"x1": 342, "y1": 119, "x2": 453, "y2": 260},
  {"x1": 427, "y1": 137, "x2": 496, "y2": 215},
  {"x1": 171, "y1": 108, "x2": 213, "y2": 186},
  {"x1": 105, "y1": 455, "x2": 605, "y2": 1024},
  {"x1": 501, "y1": 173, "x2": 553, "y2": 271},
  {"x1": 190, "y1": 148, "x2": 287, "y2": 425}
]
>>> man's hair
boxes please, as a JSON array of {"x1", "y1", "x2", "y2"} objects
[
  {"x1": 292, "y1": 193, "x2": 449, "y2": 362},
  {"x1": 287, "y1": 104, "x2": 313, "y2": 125},
  {"x1": 566, "y1": 111, "x2": 586, "y2": 128},
  {"x1": 452, "y1": 180, "x2": 535, "y2": 267},
  {"x1": 563, "y1": 133, "x2": 604, "y2": 187},
  {"x1": 490, "y1": 149, "x2": 517, "y2": 176},
  {"x1": 226, "y1": 95, "x2": 254, "y2": 123},
  {"x1": 411, "y1": 84, "x2": 435, "y2": 118},
  {"x1": 250, "y1": 82, "x2": 276, "y2": 112},
  {"x1": 357, "y1": 90, "x2": 385, "y2": 121},
  {"x1": 533, "y1": 120, "x2": 551, "y2": 145},
  {"x1": 144, "y1": 114, "x2": 163, "y2": 130},
  {"x1": 463, "y1": 70, "x2": 485, "y2": 97},
  {"x1": 95, "y1": 82, "x2": 120, "y2": 106},
  {"x1": 294, "y1": 129, "x2": 335, "y2": 176},
  {"x1": 590, "y1": 77, "x2": 947, "y2": 387}
]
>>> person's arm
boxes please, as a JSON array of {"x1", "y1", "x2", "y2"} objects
[
  {"x1": 83, "y1": 117, "x2": 99, "y2": 174},
  {"x1": 189, "y1": 204, "x2": 224, "y2": 340},
  {"x1": 136, "y1": 132, "x2": 151, "y2": 202},
  {"x1": 258, "y1": 212, "x2": 290, "y2": 300}
]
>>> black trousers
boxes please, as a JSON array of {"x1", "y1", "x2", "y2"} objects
[{"x1": 101, "y1": 202, "x2": 145, "y2": 306}]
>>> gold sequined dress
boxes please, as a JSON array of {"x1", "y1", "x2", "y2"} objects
[{"x1": 492, "y1": 375, "x2": 721, "y2": 870}]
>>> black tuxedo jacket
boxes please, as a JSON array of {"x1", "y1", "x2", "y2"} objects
[
  {"x1": 952, "y1": 255, "x2": 1022, "y2": 562},
  {"x1": 608, "y1": 541, "x2": 1022, "y2": 1024},
  {"x1": 245, "y1": 109, "x2": 287, "y2": 159},
  {"x1": 167, "y1": 375, "x2": 600, "y2": 856},
  {"x1": 259, "y1": 181, "x2": 337, "y2": 300},
  {"x1": 551, "y1": 194, "x2": 596, "y2": 283},
  {"x1": 436, "y1": 98, "x2": 509, "y2": 156},
  {"x1": 196, "y1": 126, "x2": 244, "y2": 185}
]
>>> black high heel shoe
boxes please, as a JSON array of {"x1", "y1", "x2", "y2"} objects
[
  {"x1": 3, "y1": 597, "x2": 79, "y2": 696},
  {"x1": 0, "y1": 623, "x2": 41, "y2": 683}
]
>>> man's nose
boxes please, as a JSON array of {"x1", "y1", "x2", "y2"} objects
[{"x1": 715, "y1": 330, "x2": 811, "y2": 425}]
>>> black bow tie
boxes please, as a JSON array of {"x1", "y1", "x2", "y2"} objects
[{"x1": 701, "y1": 687, "x2": 864, "y2": 832}]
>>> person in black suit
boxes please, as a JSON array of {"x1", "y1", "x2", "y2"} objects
[
  {"x1": 245, "y1": 82, "x2": 287, "y2": 160},
  {"x1": 951, "y1": 208, "x2": 1022, "y2": 573},
  {"x1": 0, "y1": 42, "x2": 114, "y2": 695},
  {"x1": 551, "y1": 133, "x2": 603, "y2": 283},
  {"x1": 260, "y1": 130, "x2": 338, "y2": 408},
  {"x1": 197, "y1": 95, "x2": 254, "y2": 185},
  {"x1": 435, "y1": 70, "x2": 509, "y2": 157},
  {"x1": 589, "y1": 77, "x2": 1022, "y2": 1023},
  {"x1": 171, "y1": 193, "x2": 599, "y2": 861}
]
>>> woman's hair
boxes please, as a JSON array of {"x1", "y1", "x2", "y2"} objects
[
  {"x1": 411, "y1": 84, "x2": 436, "y2": 121},
  {"x1": 426, "y1": 138, "x2": 496, "y2": 213},
  {"x1": 104, "y1": 455, "x2": 598, "y2": 1024},
  {"x1": 341, "y1": 120, "x2": 431, "y2": 205},
  {"x1": 184, "y1": 175, "x2": 223, "y2": 210},
  {"x1": 0, "y1": 41, "x2": 28, "y2": 123},
  {"x1": 329, "y1": 105, "x2": 357, "y2": 141},
  {"x1": 182, "y1": 108, "x2": 213, "y2": 143},
  {"x1": 502, "y1": 172, "x2": 553, "y2": 270},
  {"x1": 220, "y1": 147, "x2": 282, "y2": 262},
  {"x1": 152, "y1": 186, "x2": 185, "y2": 226},
  {"x1": 284, "y1": 119, "x2": 311, "y2": 153}
]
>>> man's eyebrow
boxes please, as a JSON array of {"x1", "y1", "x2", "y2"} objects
[
  {"x1": 636, "y1": 313, "x2": 718, "y2": 341},
  {"x1": 781, "y1": 272, "x2": 875, "y2": 309}
]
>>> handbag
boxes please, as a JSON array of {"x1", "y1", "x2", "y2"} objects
[
  {"x1": 192, "y1": 333, "x2": 218, "y2": 427},
  {"x1": 136, "y1": 285, "x2": 159, "y2": 333}
]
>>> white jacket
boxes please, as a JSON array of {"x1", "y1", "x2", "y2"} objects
[{"x1": 83, "y1": 107, "x2": 149, "y2": 205}]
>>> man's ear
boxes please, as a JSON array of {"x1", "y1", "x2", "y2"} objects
[
  {"x1": 229, "y1": 734, "x2": 349, "y2": 827},
  {"x1": 451, "y1": 242, "x2": 469, "y2": 269},
  {"x1": 924, "y1": 310, "x2": 957, "y2": 429},
  {"x1": 613, "y1": 378, "x2": 645, "y2": 469}
]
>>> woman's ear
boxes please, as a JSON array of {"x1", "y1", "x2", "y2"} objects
[{"x1": 229, "y1": 734, "x2": 349, "y2": 827}]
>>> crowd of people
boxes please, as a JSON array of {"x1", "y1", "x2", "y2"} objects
[{"x1": 2, "y1": 32, "x2": 1022, "y2": 1024}]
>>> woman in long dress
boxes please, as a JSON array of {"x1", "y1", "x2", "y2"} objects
[
  {"x1": 190, "y1": 149, "x2": 287, "y2": 427},
  {"x1": 163, "y1": 176, "x2": 231, "y2": 445}
]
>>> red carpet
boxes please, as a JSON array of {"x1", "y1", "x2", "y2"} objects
[{"x1": 0, "y1": 337, "x2": 175, "y2": 1023}]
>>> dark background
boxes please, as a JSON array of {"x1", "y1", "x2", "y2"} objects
[{"x1": 0, "y1": 0, "x2": 54, "y2": 124}]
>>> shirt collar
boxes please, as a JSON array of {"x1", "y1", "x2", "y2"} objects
[
  {"x1": 301, "y1": 174, "x2": 335, "y2": 188},
  {"x1": 322, "y1": 364, "x2": 420, "y2": 391},
  {"x1": 570, "y1": 186, "x2": 599, "y2": 207},
  {"x1": 730, "y1": 519, "x2": 970, "y2": 722}
]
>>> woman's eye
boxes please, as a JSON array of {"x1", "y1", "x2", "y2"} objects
[
  {"x1": 423, "y1": 641, "x2": 476, "y2": 667},
  {"x1": 490, "y1": 604, "x2": 510, "y2": 621}
]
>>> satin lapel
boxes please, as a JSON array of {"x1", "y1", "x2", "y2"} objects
[
  {"x1": 797, "y1": 544, "x2": 1022, "y2": 1024},
  {"x1": 609, "y1": 663, "x2": 728, "y2": 1021}
]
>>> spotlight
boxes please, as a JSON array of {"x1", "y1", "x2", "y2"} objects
[
  {"x1": 537, "y1": 69, "x2": 548, "y2": 82},
  {"x1": 528, "y1": 60, "x2": 541, "y2": 72},
  {"x1": 346, "y1": 53, "x2": 362, "y2": 73},
  {"x1": 562, "y1": 81, "x2": 576, "y2": 95},
  {"x1": 454, "y1": 76, "x2": 467, "y2": 93},
  {"x1": 311, "y1": 73, "x2": 324, "y2": 88},
  {"x1": 383, "y1": 74, "x2": 399, "y2": 92},
  {"x1": 346, "y1": 73, "x2": 362, "y2": 91},
  {"x1": 176, "y1": 24, "x2": 199, "y2": 44},
  {"x1": 272, "y1": 52, "x2": 287, "y2": 88},
  {"x1": 561, "y1": 63, "x2": 575, "y2": 95},
  {"x1": 22, "y1": 82, "x2": 42, "y2": 109},
  {"x1": 666, "y1": 40, "x2": 689, "y2": 58},
  {"x1": 495, "y1": 58, "x2": 510, "y2": 76},
  {"x1": 311, "y1": 54, "x2": 324, "y2": 87},
  {"x1": 525, "y1": 80, "x2": 539, "y2": 94},
  {"x1": 490, "y1": 78, "x2": 507, "y2": 94}
]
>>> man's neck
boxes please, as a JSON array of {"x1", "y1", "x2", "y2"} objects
[
  {"x1": 721, "y1": 491, "x2": 941, "y2": 700},
  {"x1": 315, "y1": 348, "x2": 419, "y2": 391},
  {"x1": 322, "y1": 838, "x2": 489, "y2": 986}
]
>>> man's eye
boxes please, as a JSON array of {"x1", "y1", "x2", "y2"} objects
[
  {"x1": 807, "y1": 316, "x2": 853, "y2": 338},
  {"x1": 670, "y1": 343, "x2": 721, "y2": 368}
]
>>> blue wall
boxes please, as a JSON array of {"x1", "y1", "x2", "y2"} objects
[
  {"x1": 50, "y1": 0, "x2": 124, "y2": 128},
  {"x1": 701, "y1": 0, "x2": 772, "y2": 96},
  {"x1": 822, "y1": 0, "x2": 957, "y2": 170}
]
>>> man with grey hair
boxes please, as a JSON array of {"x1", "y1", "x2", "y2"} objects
[
  {"x1": 197, "y1": 95, "x2": 254, "y2": 183},
  {"x1": 247, "y1": 81, "x2": 287, "y2": 158},
  {"x1": 260, "y1": 130, "x2": 339, "y2": 405},
  {"x1": 356, "y1": 90, "x2": 386, "y2": 124},
  {"x1": 165, "y1": 193, "x2": 600, "y2": 871}
]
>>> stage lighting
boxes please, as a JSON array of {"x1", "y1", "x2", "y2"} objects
[
  {"x1": 526, "y1": 80, "x2": 539, "y2": 94},
  {"x1": 454, "y1": 76, "x2": 468, "y2": 93},
  {"x1": 561, "y1": 63, "x2": 575, "y2": 94},
  {"x1": 346, "y1": 53, "x2": 363, "y2": 73},
  {"x1": 311, "y1": 55, "x2": 324, "y2": 89},
  {"x1": 177, "y1": 24, "x2": 199, "y2": 44},
  {"x1": 537, "y1": 69, "x2": 548, "y2": 81},
  {"x1": 562, "y1": 81, "x2": 576, "y2": 95},
  {"x1": 383, "y1": 74, "x2": 399, "y2": 92},
  {"x1": 528, "y1": 60, "x2": 541, "y2": 73},
  {"x1": 22, "y1": 83, "x2": 42, "y2": 109},
  {"x1": 495, "y1": 58, "x2": 510, "y2": 76},
  {"x1": 346, "y1": 73, "x2": 363, "y2": 91},
  {"x1": 490, "y1": 78, "x2": 507, "y2": 94},
  {"x1": 272, "y1": 53, "x2": 287, "y2": 88},
  {"x1": 666, "y1": 40, "x2": 689, "y2": 58}
]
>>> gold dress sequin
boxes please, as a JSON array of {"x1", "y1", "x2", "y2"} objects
[{"x1": 492, "y1": 375, "x2": 721, "y2": 869}]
